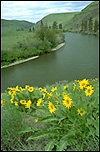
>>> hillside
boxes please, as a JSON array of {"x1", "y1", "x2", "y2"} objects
[
  {"x1": 1, "y1": 19, "x2": 34, "y2": 31},
  {"x1": 35, "y1": 1, "x2": 99, "y2": 35},
  {"x1": 35, "y1": 12, "x2": 78, "y2": 29},
  {"x1": 64, "y1": 1, "x2": 99, "y2": 31}
]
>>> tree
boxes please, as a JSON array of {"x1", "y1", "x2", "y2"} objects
[
  {"x1": 89, "y1": 17, "x2": 93, "y2": 32},
  {"x1": 59, "y1": 23, "x2": 62, "y2": 29},
  {"x1": 84, "y1": 21, "x2": 87, "y2": 31},
  {"x1": 94, "y1": 20, "x2": 99, "y2": 33},
  {"x1": 40, "y1": 20, "x2": 43, "y2": 27},
  {"x1": 29, "y1": 28, "x2": 31, "y2": 32},
  {"x1": 81, "y1": 20, "x2": 84, "y2": 31},
  {"x1": 32, "y1": 26, "x2": 35, "y2": 32},
  {"x1": 52, "y1": 21, "x2": 58, "y2": 29},
  {"x1": 49, "y1": 26, "x2": 51, "y2": 29}
]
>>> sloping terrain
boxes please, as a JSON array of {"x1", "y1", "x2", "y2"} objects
[
  {"x1": 64, "y1": 1, "x2": 99, "y2": 30},
  {"x1": 35, "y1": 12, "x2": 78, "y2": 29},
  {"x1": 35, "y1": 1, "x2": 99, "y2": 32},
  {"x1": 1, "y1": 19, "x2": 34, "y2": 31}
]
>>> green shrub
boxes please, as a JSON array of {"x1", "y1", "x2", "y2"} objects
[
  {"x1": 1, "y1": 93, "x2": 26, "y2": 151},
  {"x1": 2, "y1": 78, "x2": 99, "y2": 151}
]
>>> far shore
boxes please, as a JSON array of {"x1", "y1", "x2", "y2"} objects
[{"x1": 1, "y1": 42, "x2": 65, "y2": 69}]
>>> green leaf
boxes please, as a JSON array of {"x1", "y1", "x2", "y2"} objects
[
  {"x1": 38, "y1": 108, "x2": 51, "y2": 116},
  {"x1": 47, "y1": 126, "x2": 62, "y2": 131},
  {"x1": 58, "y1": 116, "x2": 66, "y2": 123},
  {"x1": 45, "y1": 139, "x2": 56, "y2": 151},
  {"x1": 41, "y1": 117, "x2": 58, "y2": 123},
  {"x1": 57, "y1": 140, "x2": 68, "y2": 151},
  {"x1": 26, "y1": 131, "x2": 57, "y2": 141},
  {"x1": 17, "y1": 127, "x2": 39, "y2": 134},
  {"x1": 60, "y1": 130, "x2": 75, "y2": 141},
  {"x1": 57, "y1": 136, "x2": 76, "y2": 151}
]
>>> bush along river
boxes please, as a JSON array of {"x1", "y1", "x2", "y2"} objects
[{"x1": 1, "y1": 32, "x2": 99, "y2": 92}]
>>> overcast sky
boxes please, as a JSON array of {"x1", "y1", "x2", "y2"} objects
[{"x1": 1, "y1": 1, "x2": 93, "y2": 23}]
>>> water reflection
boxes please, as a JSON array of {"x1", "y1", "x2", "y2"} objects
[{"x1": 1, "y1": 32, "x2": 99, "y2": 92}]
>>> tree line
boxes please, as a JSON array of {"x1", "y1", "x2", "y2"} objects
[
  {"x1": 81, "y1": 17, "x2": 99, "y2": 33},
  {"x1": 1, "y1": 20, "x2": 65, "y2": 66},
  {"x1": 29, "y1": 21, "x2": 63, "y2": 32}
]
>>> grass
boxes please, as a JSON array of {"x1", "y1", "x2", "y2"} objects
[
  {"x1": 64, "y1": 1, "x2": 99, "y2": 32},
  {"x1": 36, "y1": 12, "x2": 78, "y2": 28},
  {"x1": 1, "y1": 26, "x2": 65, "y2": 67},
  {"x1": 35, "y1": 1, "x2": 99, "y2": 33},
  {"x1": 1, "y1": 19, "x2": 34, "y2": 31},
  {"x1": 1, "y1": 92, "x2": 48, "y2": 151},
  {"x1": 1, "y1": 77, "x2": 99, "y2": 151},
  {"x1": 1, "y1": 30, "x2": 34, "y2": 50}
]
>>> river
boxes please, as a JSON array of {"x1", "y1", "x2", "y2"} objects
[{"x1": 1, "y1": 32, "x2": 99, "y2": 92}]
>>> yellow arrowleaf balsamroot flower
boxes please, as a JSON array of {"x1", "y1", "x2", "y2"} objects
[
  {"x1": 79, "y1": 78, "x2": 89, "y2": 90},
  {"x1": 25, "y1": 100, "x2": 32, "y2": 109},
  {"x1": 20, "y1": 87, "x2": 26, "y2": 91},
  {"x1": 84, "y1": 85, "x2": 94, "y2": 96},
  {"x1": 62, "y1": 92, "x2": 67, "y2": 97},
  {"x1": 48, "y1": 101, "x2": 56, "y2": 114},
  {"x1": 8, "y1": 90, "x2": 12, "y2": 95},
  {"x1": 14, "y1": 101, "x2": 18, "y2": 106},
  {"x1": 28, "y1": 87, "x2": 34, "y2": 92},
  {"x1": 62, "y1": 96, "x2": 72, "y2": 109},
  {"x1": 1, "y1": 100, "x2": 5, "y2": 106},
  {"x1": 47, "y1": 92, "x2": 53, "y2": 99},
  {"x1": 55, "y1": 100, "x2": 59, "y2": 105},
  {"x1": 37, "y1": 98, "x2": 43, "y2": 107},
  {"x1": 95, "y1": 78, "x2": 98, "y2": 81},
  {"x1": 35, "y1": 118, "x2": 38, "y2": 123},
  {"x1": 15, "y1": 85, "x2": 20, "y2": 92},
  {"x1": 43, "y1": 88, "x2": 47, "y2": 93},
  {"x1": 39, "y1": 87, "x2": 43, "y2": 92},
  {"x1": 63, "y1": 85, "x2": 69, "y2": 90},
  {"x1": 12, "y1": 90, "x2": 16, "y2": 95},
  {"x1": 10, "y1": 98, "x2": 14, "y2": 104},
  {"x1": 77, "y1": 108, "x2": 85, "y2": 116},
  {"x1": 11, "y1": 94, "x2": 14, "y2": 100},
  {"x1": 73, "y1": 82, "x2": 76, "y2": 91},
  {"x1": 25, "y1": 85, "x2": 30, "y2": 90},
  {"x1": 20, "y1": 100, "x2": 27, "y2": 104},
  {"x1": 42, "y1": 93, "x2": 46, "y2": 99},
  {"x1": 51, "y1": 87, "x2": 57, "y2": 92}
]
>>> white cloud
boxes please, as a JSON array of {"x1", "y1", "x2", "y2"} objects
[{"x1": 1, "y1": 1, "x2": 93, "y2": 23}]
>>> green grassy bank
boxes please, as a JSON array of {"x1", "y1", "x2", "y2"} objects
[
  {"x1": 1, "y1": 77, "x2": 99, "y2": 151},
  {"x1": 1, "y1": 27, "x2": 65, "y2": 67}
]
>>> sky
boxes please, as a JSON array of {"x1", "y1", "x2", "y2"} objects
[{"x1": 1, "y1": 1, "x2": 93, "y2": 23}]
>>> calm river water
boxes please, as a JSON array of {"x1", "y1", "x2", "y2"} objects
[{"x1": 1, "y1": 32, "x2": 99, "y2": 92}]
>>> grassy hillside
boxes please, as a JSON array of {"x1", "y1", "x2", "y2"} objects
[
  {"x1": 1, "y1": 19, "x2": 34, "y2": 31},
  {"x1": 64, "y1": 1, "x2": 99, "y2": 31},
  {"x1": 35, "y1": 12, "x2": 78, "y2": 29},
  {"x1": 35, "y1": 1, "x2": 99, "y2": 35},
  {"x1": 1, "y1": 19, "x2": 35, "y2": 50}
]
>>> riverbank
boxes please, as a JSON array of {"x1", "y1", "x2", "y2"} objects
[
  {"x1": 65, "y1": 30, "x2": 99, "y2": 36},
  {"x1": 51, "y1": 42, "x2": 65, "y2": 51},
  {"x1": 1, "y1": 42, "x2": 65, "y2": 69}
]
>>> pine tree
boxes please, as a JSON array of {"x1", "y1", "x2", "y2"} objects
[
  {"x1": 52, "y1": 21, "x2": 58, "y2": 29},
  {"x1": 49, "y1": 26, "x2": 51, "y2": 29},
  {"x1": 94, "y1": 20, "x2": 98, "y2": 33},
  {"x1": 89, "y1": 17, "x2": 93, "y2": 32},
  {"x1": 40, "y1": 20, "x2": 43, "y2": 27},
  {"x1": 59, "y1": 23, "x2": 62, "y2": 29},
  {"x1": 81, "y1": 20, "x2": 84, "y2": 31},
  {"x1": 32, "y1": 26, "x2": 35, "y2": 32},
  {"x1": 84, "y1": 21, "x2": 87, "y2": 31},
  {"x1": 29, "y1": 28, "x2": 31, "y2": 32}
]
